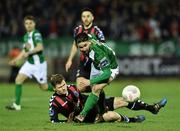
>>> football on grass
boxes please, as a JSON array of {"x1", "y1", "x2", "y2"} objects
[{"x1": 122, "y1": 85, "x2": 140, "y2": 102}]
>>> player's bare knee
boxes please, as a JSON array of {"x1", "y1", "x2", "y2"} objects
[
  {"x1": 77, "y1": 83, "x2": 85, "y2": 92},
  {"x1": 78, "y1": 87, "x2": 86, "y2": 92},
  {"x1": 15, "y1": 75, "x2": 24, "y2": 84},
  {"x1": 76, "y1": 77, "x2": 86, "y2": 92},
  {"x1": 15, "y1": 77, "x2": 20, "y2": 84},
  {"x1": 92, "y1": 84, "x2": 106, "y2": 93},
  {"x1": 92, "y1": 86, "x2": 99, "y2": 92},
  {"x1": 113, "y1": 97, "x2": 128, "y2": 109}
]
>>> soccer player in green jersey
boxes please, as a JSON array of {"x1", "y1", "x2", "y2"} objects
[
  {"x1": 65, "y1": 8, "x2": 105, "y2": 92},
  {"x1": 6, "y1": 15, "x2": 53, "y2": 111},
  {"x1": 74, "y1": 32, "x2": 119, "y2": 122}
]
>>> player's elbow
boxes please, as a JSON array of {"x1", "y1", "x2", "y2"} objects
[
  {"x1": 39, "y1": 45, "x2": 44, "y2": 51},
  {"x1": 37, "y1": 43, "x2": 44, "y2": 51}
]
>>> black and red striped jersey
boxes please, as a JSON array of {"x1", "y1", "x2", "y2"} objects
[
  {"x1": 73, "y1": 25, "x2": 105, "y2": 43},
  {"x1": 49, "y1": 84, "x2": 85, "y2": 123}
]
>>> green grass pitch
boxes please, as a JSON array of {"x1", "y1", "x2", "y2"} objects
[{"x1": 0, "y1": 78, "x2": 180, "y2": 131}]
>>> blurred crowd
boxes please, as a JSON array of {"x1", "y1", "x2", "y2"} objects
[{"x1": 0, "y1": 0, "x2": 179, "y2": 41}]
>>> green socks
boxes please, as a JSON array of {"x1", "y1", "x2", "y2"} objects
[
  {"x1": 15, "y1": 84, "x2": 22, "y2": 105},
  {"x1": 80, "y1": 93, "x2": 99, "y2": 116},
  {"x1": 48, "y1": 83, "x2": 54, "y2": 91},
  {"x1": 14, "y1": 83, "x2": 53, "y2": 105}
]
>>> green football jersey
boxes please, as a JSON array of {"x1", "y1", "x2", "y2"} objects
[
  {"x1": 88, "y1": 37, "x2": 118, "y2": 85},
  {"x1": 23, "y1": 29, "x2": 45, "y2": 64}
]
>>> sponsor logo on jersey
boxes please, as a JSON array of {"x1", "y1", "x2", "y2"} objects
[
  {"x1": 49, "y1": 108, "x2": 54, "y2": 116},
  {"x1": 73, "y1": 91, "x2": 79, "y2": 97},
  {"x1": 100, "y1": 57, "x2": 109, "y2": 68}
]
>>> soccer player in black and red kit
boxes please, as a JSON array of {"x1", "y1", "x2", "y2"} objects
[
  {"x1": 65, "y1": 8, "x2": 105, "y2": 92},
  {"x1": 48, "y1": 74, "x2": 167, "y2": 123},
  {"x1": 49, "y1": 74, "x2": 146, "y2": 123},
  {"x1": 49, "y1": 74, "x2": 98, "y2": 123}
]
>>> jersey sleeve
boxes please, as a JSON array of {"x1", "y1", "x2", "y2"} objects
[
  {"x1": 49, "y1": 103, "x2": 68, "y2": 123},
  {"x1": 90, "y1": 55, "x2": 111, "y2": 85},
  {"x1": 33, "y1": 32, "x2": 43, "y2": 44},
  {"x1": 49, "y1": 95, "x2": 68, "y2": 123},
  {"x1": 90, "y1": 66, "x2": 111, "y2": 85},
  {"x1": 73, "y1": 26, "x2": 79, "y2": 38},
  {"x1": 49, "y1": 104, "x2": 60, "y2": 123},
  {"x1": 94, "y1": 26, "x2": 105, "y2": 43}
]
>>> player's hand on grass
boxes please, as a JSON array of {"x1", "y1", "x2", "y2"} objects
[
  {"x1": 67, "y1": 112, "x2": 75, "y2": 123},
  {"x1": 65, "y1": 60, "x2": 72, "y2": 72}
]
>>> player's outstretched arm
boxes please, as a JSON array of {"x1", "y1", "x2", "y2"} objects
[
  {"x1": 9, "y1": 50, "x2": 25, "y2": 66},
  {"x1": 65, "y1": 41, "x2": 78, "y2": 72},
  {"x1": 90, "y1": 68, "x2": 111, "y2": 85},
  {"x1": 27, "y1": 43, "x2": 44, "y2": 55}
]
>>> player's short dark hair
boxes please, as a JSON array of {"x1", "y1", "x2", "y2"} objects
[
  {"x1": 81, "y1": 8, "x2": 94, "y2": 16},
  {"x1": 75, "y1": 33, "x2": 89, "y2": 45},
  {"x1": 50, "y1": 74, "x2": 65, "y2": 88},
  {"x1": 24, "y1": 15, "x2": 36, "y2": 22}
]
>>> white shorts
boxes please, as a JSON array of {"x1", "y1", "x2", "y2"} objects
[
  {"x1": 90, "y1": 63, "x2": 119, "y2": 80},
  {"x1": 19, "y1": 61, "x2": 47, "y2": 84}
]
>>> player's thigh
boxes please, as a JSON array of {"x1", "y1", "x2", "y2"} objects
[
  {"x1": 33, "y1": 62, "x2": 47, "y2": 84},
  {"x1": 76, "y1": 78, "x2": 91, "y2": 92},
  {"x1": 76, "y1": 77, "x2": 88, "y2": 91},
  {"x1": 19, "y1": 61, "x2": 34, "y2": 79},
  {"x1": 113, "y1": 97, "x2": 128, "y2": 109},
  {"x1": 15, "y1": 73, "x2": 28, "y2": 84}
]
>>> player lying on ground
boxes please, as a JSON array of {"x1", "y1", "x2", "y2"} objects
[
  {"x1": 6, "y1": 15, "x2": 53, "y2": 111},
  {"x1": 49, "y1": 74, "x2": 167, "y2": 123}
]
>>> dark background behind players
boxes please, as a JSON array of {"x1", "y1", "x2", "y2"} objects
[
  {"x1": 0, "y1": 0, "x2": 179, "y2": 40},
  {"x1": 0, "y1": 0, "x2": 180, "y2": 81},
  {"x1": 8, "y1": 47, "x2": 21, "y2": 83}
]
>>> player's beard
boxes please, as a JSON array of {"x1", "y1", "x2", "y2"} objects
[{"x1": 84, "y1": 21, "x2": 92, "y2": 28}]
